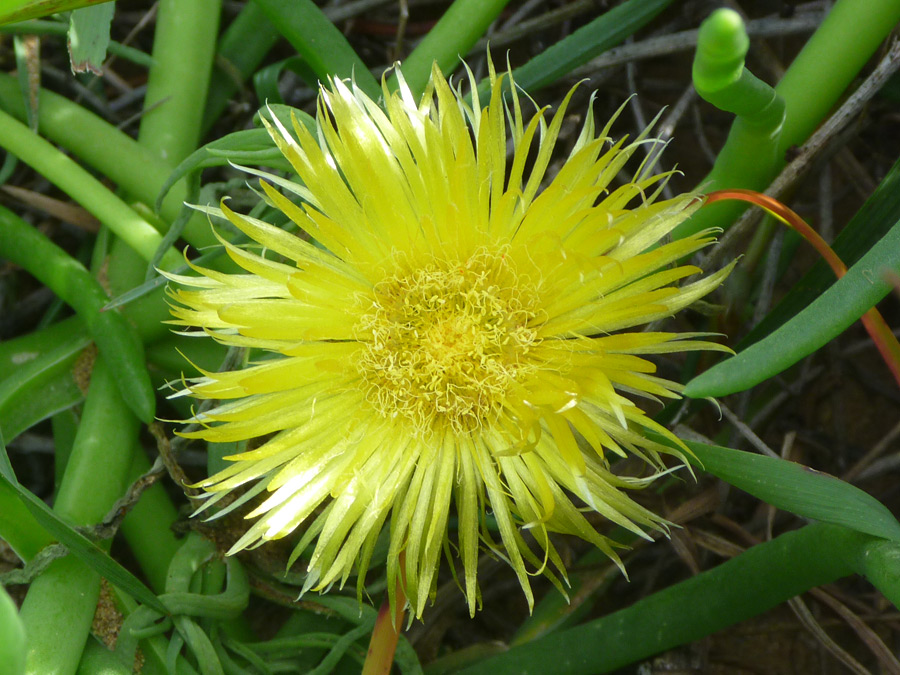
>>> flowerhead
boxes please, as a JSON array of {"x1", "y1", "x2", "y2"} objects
[{"x1": 166, "y1": 60, "x2": 732, "y2": 618}]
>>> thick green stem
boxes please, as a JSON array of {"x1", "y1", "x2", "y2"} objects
[
  {"x1": 0, "y1": 108, "x2": 182, "y2": 269},
  {"x1": 691, "y1": 9, "x2": 783, "y2": 126},
  {"x1": 20, "y1": 556, "x2": 101, "y2": 675},
  {"x1": 104, "y1": 0, "x2": 222, "y2": 603},
  {"x1": 0, "y1": 480, "x2": 50, "y2": 563},
  {"x1": 119, "y1": 448, "x2": 182, "y2": 594},
  {"x1": 101, "y1": 1, "x2": 221, "y2": 347},
  {"x1": 458, "y1": 524, "x2": 881, "y2": 675},
  {"x1": 76, "y1": 637, "x2": 131, "y2": 675},
  {"x1": 0, "y1": 205, "x2": 155, "y2": 422},
  {"x1": 0, "y1": 75, "x2": 215, "y2": 250},
  {"x1": 395, "y1": 0, "x2": 510, "y2": 96},
  {"x1": 138, "y1": 0, "x2": 221, "y2": 164},
  {"x1": 681, "y1": 9, "x2": 785, "y2": 238},
  {"x1": 850, "y1": 538, "x2": 900, "y2": 609},
  {"x1": 51, "y1": 409, "x2": 79, "y2": 490},
  {"x1": 774, "y1": 0, "x2": 900, "y2": 158},
  {"x1": 47, "y1": 360, "x2": 138, "y2": 523},
  {"x1": 678, "y1": 0, "x2": 900, "y2": 239},
  {"x1": 18, "y1": 357, "x2": 139, "y2": 675}
]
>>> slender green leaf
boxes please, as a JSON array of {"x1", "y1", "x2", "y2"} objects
[
  {"x1": 67, "y1": 3, "x2": 115, "y2": 74},
  {"x1": 0, "y1": 205, "x2": 156, "y2": 422},
  {"x1": 253, "y1": 0, "x2": 380, "y2": 99},
  {"x1": 157, "y1": 105, "x2": 315, "y2": 211},
  {"x1": 508, "y1": 433, "x2": 900, "y2": 650},
  {"x1": 485, "y1": 0, "x2": 674, "y2": 98},
  {"x1": 0, "y1": 317, "x2": 86, "y2": 379},
  {"x1": 0, "y1": 147, "x2": 17, "y2": 183},
  {"x1": 0, "y1": 479, "x2": 53, "y2": 562},
  {"x1": 13, "y1": 34, "x2": 38, "y2": 132},
  {"x1": 683, "y1": 440, "x2": 900, "y2": 541},
  {"x1": 202, "y1": 1, "x2": 280, "y2": 134},
  {"x1": 0, "y1": 20, "x2": 152, "y2": 67},
  {"x1": 684, "y1": 218, "x2": 900, "y2": 397},
  {"x1": 0, "y1": 431, "x2": 168, "y2": 614},
  {"x1": 253, "y1": 56, "x2": 317, "y2": 104}
]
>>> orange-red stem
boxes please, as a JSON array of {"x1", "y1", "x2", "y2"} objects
[
  {"x1": 362, "y1": 551, "x2": 407, "y2": 675},
  {"x1": 705, "y1": 189, "x2": 900, "y2": 389}
]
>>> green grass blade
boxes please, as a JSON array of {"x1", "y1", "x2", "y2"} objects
[
  {"x1": 491, "y1": 0, "x2": 674, "y2": 96},
  {"x1": 741, "y1": 154, "x2": 900, "y2": 349},
  {"x1": 684, "y1": 218, "x2": 900, "y2": 397},
  {"x1": 508, "y1": 431, "x2": 900, "y2": 651},
  {"x1": 683, "y1": 440, "x2": 900, "y2": 541},
  {"x1": 0, "y1": 429, "x2": 168, "y2": 614},
  {"x1": 253, "y1": 0, "x2": 380, "y2": 99},
  {"x1": 511, "y1": 434, "x2": 900, "y2": 647}
]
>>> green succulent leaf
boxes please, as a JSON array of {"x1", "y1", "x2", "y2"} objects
[
  {"x1": 684, "y1": 218, "x2": 900, "y2": 397},
  {"x1": 684, "y1": 440, "x2": 900, "y2": 541}
]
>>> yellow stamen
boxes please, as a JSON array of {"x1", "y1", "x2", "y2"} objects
[{"x1": 357, "y1": 248, "x2": 539, "y2": 433}]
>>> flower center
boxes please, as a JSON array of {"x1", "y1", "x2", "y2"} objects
[{"x1": 357, "y1": 249, "x2": 539, "y2": 433}]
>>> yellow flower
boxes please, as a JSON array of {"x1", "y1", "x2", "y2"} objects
[{"x1": 165, "y1": 61, "x2": 732, "y2": 619}]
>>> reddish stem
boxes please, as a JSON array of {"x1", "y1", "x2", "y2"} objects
[
  {"x1": 362, "y1": 551, "x2": 407, "y2": 675},
  {"x1": 704, "y1": 189, "x2": 900, "y2": 389}
]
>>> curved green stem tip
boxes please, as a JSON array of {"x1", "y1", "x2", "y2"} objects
[{"x1": 692, "y1": 8, "x2": 748, "y2": 93}]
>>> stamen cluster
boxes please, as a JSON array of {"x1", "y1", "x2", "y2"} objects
[{"x1": 357, "y1": 249, "x2": 539, "y2": 433}]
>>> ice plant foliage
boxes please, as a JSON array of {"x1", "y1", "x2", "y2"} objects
[{"x1": 165, "y1": 61, "x2": 733, "y2": 618}]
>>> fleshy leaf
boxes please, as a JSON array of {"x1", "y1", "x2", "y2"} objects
[
  {"x1": 683, "y1": 439, "x2": 900, "y2": 541},
  {"x1": 684, "y1": 219, "x2": 900, "y2": 397}
]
